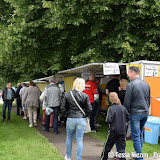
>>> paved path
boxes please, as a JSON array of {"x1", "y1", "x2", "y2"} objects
[
  {"x1": 36, "y1": 120, "x2": 106, "y2": 160},
  {"x1": 11, "y1": 106, "x2": 160, "y2": 160}
]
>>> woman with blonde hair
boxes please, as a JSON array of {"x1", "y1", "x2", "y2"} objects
[
  {"x1": 61, "y1": 78, "x2": 92, "y2": 160},
  {"x1": 118, "y1": 79, "x2": 128, "y2": 104}
]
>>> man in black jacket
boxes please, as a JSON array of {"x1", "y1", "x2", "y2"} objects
[
  {"x1": 2, "y1": 83, "x2": 15, "y2": 122},
  {"x1": 101, "y1": 92, "x2": 129, "y2": 160},
  {"x1": 124, "y1": 66, "x2": 150, "y2": 160},
  {"x1": 15, "y1": 83, "x2": 22, "y2": 115}
]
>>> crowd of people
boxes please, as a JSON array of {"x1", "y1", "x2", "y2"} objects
[{"x1": 1, "y1": 66, "x2": 150, "y2": 160}]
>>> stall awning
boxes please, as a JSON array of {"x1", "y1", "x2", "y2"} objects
[{"x1": 58, "y1": 62, "x2": 126, "y2": 76}]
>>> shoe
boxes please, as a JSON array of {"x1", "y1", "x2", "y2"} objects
[
  {"x1": 1, "y1": 118, "x2": 5, "y2": 122},
  {"x1": 64, "y1": 155, "x2": 71, "y2": 160},
  {"x1": 91, "y1": 129, "x2": 97, "y2": 133},
  {"x1": 7, "y1": 120, "x2": 10, "y2": 123},
  {"x1": 42, "y1": 127, "x2": 49, "y2": 132},
  {"x1": 54, "y1": 131, "x2": 59, "y2": 135},
  {"x1": 34, "y1": 122, "x2": 37, "y2": 126},
  {"x1": 29, "y1": 123, "x2": 33, "y2": 127},
  {"x1": 95, "y1": 123, "x2": 102, "y2": 127},
  {"x1": 23, "y1": 117, "x2": 27, "y2": 120}
]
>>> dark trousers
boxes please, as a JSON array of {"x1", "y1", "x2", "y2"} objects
[
  {"x1": 94, "y1": 101, "x2": 101, "y2": 124},
  {"x1": 45, "y1": 107, "x2": 59, "y2": 133},
  {"x1": 101, "y1": 132, "x2": 126, "y2": 160},
  {"x1": 90, "y1": 103, "x2": 97, "y2": 130},
  {"x1": 37, "y1": 107, "x2": 40, "y2": 119},
  {"x1": 2, "y1": 100, "x2": 12, "y2": 120},
  {"x1": 16, "y1": 98, "x2": 22, "y2": 115}
]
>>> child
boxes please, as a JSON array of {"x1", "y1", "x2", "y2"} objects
[{"x1": 101, "y1": 92, "x2": 129, "y2": 160}]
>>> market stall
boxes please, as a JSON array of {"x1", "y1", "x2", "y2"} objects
[{"x1": 57, "y1": 62, "x2": 127, "y2": 110}]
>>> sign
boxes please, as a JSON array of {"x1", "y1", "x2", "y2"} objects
[
  {"x1": 126, "y1": 64, "x2": 141, "y2": 74},
  {"x1": 103, "y1": 63, "x2": 120, "y2": 75},
  {"x1": 145, "y1": 65, "x2": 158, "y2": 77}
]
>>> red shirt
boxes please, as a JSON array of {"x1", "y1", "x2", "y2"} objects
[{"x1": 83, "y1": 80, "x2": 99, "y2": 103}]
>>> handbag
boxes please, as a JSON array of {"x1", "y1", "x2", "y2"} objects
[{"x1": 71, "y1": 91, "x2": 91, "y2": 133}]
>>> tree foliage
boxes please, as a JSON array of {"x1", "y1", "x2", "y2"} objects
[{"x1": 0, "y1": 0, "x2": 160, "y2": 85}]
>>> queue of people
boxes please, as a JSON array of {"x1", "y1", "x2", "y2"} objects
[{"x1": 1, "y1": 66, "x2": 150, "y2": 160}]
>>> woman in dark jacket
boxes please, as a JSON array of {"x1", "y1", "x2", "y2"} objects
[{"x1": 61, "y1": 78, "x2": 92, "y2": 160}]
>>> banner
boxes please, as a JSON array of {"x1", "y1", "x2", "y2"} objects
[{"x1": 103, "y1": 63, "x2": 120, "y2": 75}]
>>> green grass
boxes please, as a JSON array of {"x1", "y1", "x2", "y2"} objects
[
  {"x1": 89, "y1": 114, "x2": 160, "y2": 156},
  {"x1": 0, "y1": 104, "x2": 63, "y2": 160}
]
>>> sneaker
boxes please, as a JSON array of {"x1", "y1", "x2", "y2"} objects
[
  {"x1": 1, "y1": 118, "x2": 5, "y2": 122},
  {"x1": 91, "y1": 129, "x2": 97, "y2": 133},
  {"x1": 64, "y1": 155, "x2": 71, "y2": 160},
  {"x1": 95, "y1": 123, "x2": 102, "y2": 127},
  {"x1": 23, "y1": 117, "x2": 27, "y2": 120},
  {"x1": 54, "y1": 131, "x2": 59, "y2": 135},
  {"x1": 29, "y1": 123, "x2": 33, "y2": 127},
  {"x1": 34, "y1": 122, "x2": 37, "y2": 126}
]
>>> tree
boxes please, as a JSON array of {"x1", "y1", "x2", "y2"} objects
[{"x1": 0, "y1": 0, "x2": 160, "y2": 84}]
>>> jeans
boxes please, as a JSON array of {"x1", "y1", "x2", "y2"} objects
[
  {"x1": 2, "y1": 100, "x2": 12, "y2": 120},
  {"x1": 90, "y1": 103, "x2": 96, "y2": 130},
  {"x1": 45, "y1": 106, "x2": 59, "y2": 133},
  {"x1": 16, "y1": 98, "x2": 22, "y2": 115},
  {"x1": 130, "y1": 115, "x2": 148, "y2": 160},
  {"x1": 66, "y1": 118, "x2": 86, "y2": 160}
]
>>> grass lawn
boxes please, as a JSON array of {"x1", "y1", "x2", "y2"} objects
[
  {"x1": 0, "y1": 104, "x2": 63, "y2": 160},
  {"x1": 89, "y1": 114, "x2": 160, "y2": 156}
]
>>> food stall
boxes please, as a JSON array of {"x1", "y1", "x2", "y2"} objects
[
  {"x1": 33, "y1": 60, "x2": 160, "y2": 116},
  {"x1": 57, "y1": 62, "x2": 127, "y2": 111}
]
